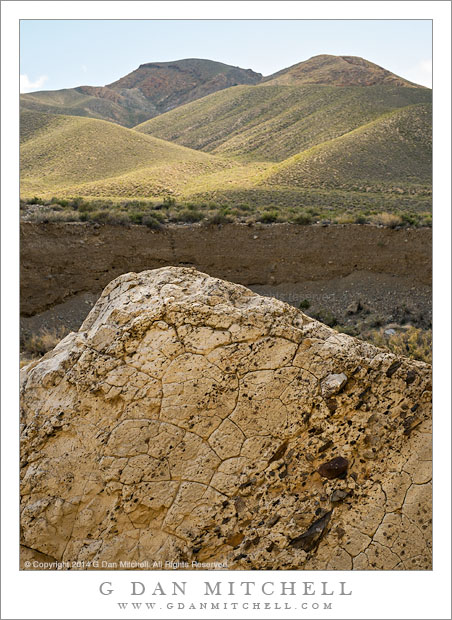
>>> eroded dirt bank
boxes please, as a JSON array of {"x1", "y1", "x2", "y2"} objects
[{"x1": 21, "y1": 222, "x2": 431, "y2": 317}]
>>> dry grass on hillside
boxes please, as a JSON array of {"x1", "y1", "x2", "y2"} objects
[
  {"x1": 20, "y1": 110, "x2": 233, "y2": 198},
  {"x1": 136, "y1": 83, "x2": 431, "y2": 162}
]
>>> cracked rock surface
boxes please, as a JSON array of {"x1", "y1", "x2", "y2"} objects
[{"x1": 20, "y1": 267, "x2": 432, "y2": 570}]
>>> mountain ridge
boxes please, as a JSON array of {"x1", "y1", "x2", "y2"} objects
[
  {"x1": 20, "y1": 58, "x2": 263, "y2": 127},
  {"x1": 264, "y1": 54, "x2": 424, "y2": 87},
  {"x1": 20, "y1": 54, "x2": 428, "y2": 128}
]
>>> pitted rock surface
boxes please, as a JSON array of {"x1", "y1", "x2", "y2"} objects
[{"x1": 20, "y1": 267, "x2": 432, "y2": 570}]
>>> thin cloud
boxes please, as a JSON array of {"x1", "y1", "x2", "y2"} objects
[{"x1": 20, "y1": 74, "x2": 48, "y2": 93}]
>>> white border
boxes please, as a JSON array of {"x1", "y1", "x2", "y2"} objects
[{"x1": 2, "y1": 3, "x2": 451, "y2": 619}]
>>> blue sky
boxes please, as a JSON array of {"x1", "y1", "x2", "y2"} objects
[{"x1": 20, "y1": 19, "x2": 432, "y2": 92}]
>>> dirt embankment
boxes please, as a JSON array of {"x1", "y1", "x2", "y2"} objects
[{"x1": 21, "y1": 222, "x2": 431, "y2": 317}]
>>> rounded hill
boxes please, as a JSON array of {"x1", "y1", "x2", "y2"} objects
[
  {"x1": 264, "y1": 54, "x2": 424, "y2": 87},
  {"x1": 20, "y1": 110, "x2": 234, "y2": 197},
  {"x1": 264, "y1": 103, "x2": 432, "y2": 192}
]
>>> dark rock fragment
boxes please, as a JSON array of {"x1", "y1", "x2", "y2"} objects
[
  {"x1": 386, "y1": 361, "x2": 402, "y2": 378},
  {"x1": 318, "y1": 456, "x2": 349, "y2": 479},
  {"x1": 226, "y1": 533, "x2": 245, "y2": 547},
  {"x1": 406, "y1": 370, "x2": 417, "y2": 385},
  {"x1": 330, "y1": 489, "x2": 348, "y2": 503},
  {"x1": 289, "y1": 510, "x2": 333, "y2": 552},
  {"x1": 268, "y1": 440, "x2": 288, "y2": 464},
  {"x1": 318, "y1": 439, "x2": 334, "y2": 454},
  {"x1": 326, "y1": 398, "x2": 338, "y2": 414},
  {"x1": 233, "y1": 496, "x2": 246, "y2": 513},
  {"x1": 266, "y1": 514, "x2": 280, "y2": 528},
  {"x1": 403, "y1": 415, "x2": 422, "y2": 435}
]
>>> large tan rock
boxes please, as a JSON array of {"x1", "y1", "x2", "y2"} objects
[{"x1": 20, "y1": 267, "x2": 432, "y2": 570}]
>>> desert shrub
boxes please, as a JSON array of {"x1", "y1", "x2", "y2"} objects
[
  {"x1": 85, "y1": 199, "x2": 114, "y2": 211},
  {"x1": 292, "y1": 213, "x2": 313, "y2": 225},
  {"x1": 122, "y1": 200, "x2": 143, "y2": 209},
  {"x1": 163, "y1": 196, "x2": 176, "y2": 207},
  {"x1": 335, "y1": 213, "x2": 355, "y2": 224},
  {"x1": 354, "y1": 214, "x2": 369, "y2": 224},
  {"x1": 368, "y1": 314, "x2": 383, "y2": 328},
  {"x1": 258, "y1": 211, "x2": 279, "y2": 224},
  {"x1": 372, "y1": 212, "x2": 403, "y2": 228},
  {"x1": 365, "y1": 327, "x2": 432, "y2": 363},
  {"x1": 142, "y1": 215, "x2": 162, "y2": 229},
  {"x1": 30, "y1": 212, "x2": 51, "y2": 223},
  {"x1": 206, "y1": 213, "x2": 233, "y2": 226},
  {"x1": 30, "y1": 196, "x2": 47, "y2": 205},
  {"x1": 148, "y1": 210, "x2": 165, "y2": 222},
  {"x1": 90, "y1": 210, "x2": 111, "y2": 223},
  {"x1": 128, "y1": 212, "x2": 145, "y2": 224},
  {"x1": 77, "y1": 201, "x2": 95, "y2": 213},
  {"x1": 21, "y1": 326, "x2": 69, "y2": 358},
  {"x1": 106, "y1": 213, "x2": 131, "y2": 226},
  {"x1": 77, "y1": 210, "x2": 128, "y2": 225},
  {"x1": 49, "y1": 197, "x2": 63, "y2": 206},
  {"x1": 154, "y1": 196, "x2": 176, "y2": 209},
  {"x1": 298, "y1": 299, "x2": 311, "y2": 310},
  {"x1": 69, "y1": 197, "x2": 85, "y2": 210},
  {"x1": 420, "y1": 213, "x2": 432, "y2": 227},
  {"x1": 336, "y1": 325, "x2": 359, "y2": 337},
  {"x1": 311, "y1": 308, "x2": 337, "y2": 327},
  {"x1": 172, "y1": 209, "x2": 204, "y2": 223},
  {"x1": 31, "y1": 210, "x2": 81, "y2": 223},
  {"x1": 401, "y1": 212, "x2": 419, "y2": 227}
]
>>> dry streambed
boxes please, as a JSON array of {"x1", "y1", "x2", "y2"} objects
[{"x1": 20, "y1": 222, "x2": 431, "y2": 356}]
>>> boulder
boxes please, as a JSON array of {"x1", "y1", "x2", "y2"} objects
[{"x1": 20, "y1": 267, "x2": 432, "y2": 570}]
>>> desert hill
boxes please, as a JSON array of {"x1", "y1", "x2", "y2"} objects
[
  {"x1": 264, "y1": 103, "x2": 432, "y2": 192},
  {"x1": 20, "y1": 109, "x2": 235, "y2": 198},
  {"x1": 20, "y1": 59, "x2": 262, "y2": 128},
  {"x1": 135, "y1": 83, "x2": 431, "y2": 162},
  {"x1": 264, "y1": 54, "x2": 423, "y2": 87}
]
